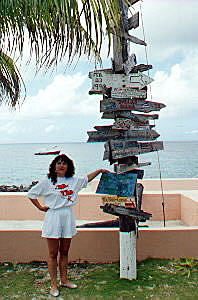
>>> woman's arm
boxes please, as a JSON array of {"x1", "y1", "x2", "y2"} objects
[
  {"x1": 29, "y1": 198, "x2": 49, "y2": 212},
  {"x1": 87, "y1": 169, "x2": 109, "y2": 182}
]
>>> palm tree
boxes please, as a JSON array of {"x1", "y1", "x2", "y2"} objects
[
  {"x1": 0, "y1": 50, "x2": 25, "y2": 108},
  {"x1": 0, "y1": 0, "x2": 122, "y2": 108}
]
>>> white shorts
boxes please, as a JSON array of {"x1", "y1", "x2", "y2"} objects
[{"x1": 42, "y1": 206, "x2": 77, "y2": 239}]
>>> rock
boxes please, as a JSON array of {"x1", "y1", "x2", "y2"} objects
[{"x1": 0, "y1": 181, "x2": 38, "y2": 192}]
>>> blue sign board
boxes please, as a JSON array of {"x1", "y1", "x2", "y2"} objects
[{"x1": 96, "y1": 172, "x2": 137, "y2": 197}]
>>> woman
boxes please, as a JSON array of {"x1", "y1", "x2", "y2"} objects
[{"x1": 28, "y1": 154, "x2": 109, "y2": 297}]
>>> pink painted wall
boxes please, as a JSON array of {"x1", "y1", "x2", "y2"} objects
[
  {"x1": 0, "y1": 179, "x2": 198, "y2": 262},
  {"x1": 0, "y1": 193, "x2": 181, "y2": 221},
  {"x1": 181, "y1": 193, "x2": 198, "y2": 226},
  {"x1": 141, "y1": 193, "x2": 181, "y2": 221},
  {"x1": 141, "y1": 178, "x2": 198, "y2": 191},
  {"x1": 0, "y1": 228, "x2": 198, "y2": 263}
]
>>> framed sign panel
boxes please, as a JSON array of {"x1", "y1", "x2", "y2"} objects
[{"x1": 96, "y1": 172, "x2": 137, "y2": 197}]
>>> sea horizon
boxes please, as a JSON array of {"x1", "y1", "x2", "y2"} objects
[
  {"x1": 0, "y1": 141, "x2": 198, "y2": 186},
  {"x1": 1, "y1": 140, "x2": 198, "y2": 145}
]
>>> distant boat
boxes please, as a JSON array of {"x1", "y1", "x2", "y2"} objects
[{"x1": 34, "y1": 146, "x2": 61, "y2": 156}]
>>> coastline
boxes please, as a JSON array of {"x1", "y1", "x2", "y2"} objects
[
  {"x1": 0, "y1": 181, "x2": 38, "y2": 192},
  {"x1": 0, "y1": 141, "x2": 198, "y2": 186},
  {"x1": 1, "y1": 177, "x2": 198, "y2": 192}
]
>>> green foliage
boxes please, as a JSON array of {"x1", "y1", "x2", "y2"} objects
[
  {"x1": 0, "y1": 50, "x2": 25, "y2": 108},
  {"x1": 0, "y1": 0, "x2": 122, "y2": 108},
  {"x1": 172, "y1": 257, "x2": 198, "y2": 278},
  {"x1": 0, "y1": 0, "x2": 121, "y2": 66}
]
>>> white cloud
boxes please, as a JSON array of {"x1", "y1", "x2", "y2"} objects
[
  {"x1": 0, "y1": 73, "x2": 100, "y2": 121},
  {"x1": 185, "y1": 129, "x2": 198, "y2": 135},
  {"x1": 0, "y1": 0, "x2": 197, "y2": 143},
  {"x1": 45, "y1": 124, "x2": 59, "y2": 133},
  {"x1": 150, "y1": 50, "x2": 198, "y2": 119},
  {"x1": 122, "y1": 0, "x2": 198, "y2": 65},
  {"x1": 0, "y1": 122, "x2": 25, "y2": 135}
]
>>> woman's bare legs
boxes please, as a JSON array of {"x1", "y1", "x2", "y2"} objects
[
  {"x1": 47, "y1": 238, "x2": 59, "y2": 292},
  {"x1": 59, "y1": 238, "x2": 71, "y2": 284}
]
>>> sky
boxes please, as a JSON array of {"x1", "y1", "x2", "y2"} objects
[{"x1": 0, "y1": 0, "x2": 198, "y2": 144}]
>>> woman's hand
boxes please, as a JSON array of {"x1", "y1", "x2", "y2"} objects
[
  {"x1": 87, "y1": 169, "x2": 110, "y2": 182},
  {"x1": 100, "y1": 169, "x2": 110, "y2": 173},
  {"x1": 39, "y1": 206, "x2": 49, "y2": 212},
  {"x1": 29, "y1": 198, "x2": 49, "y2": 212}
]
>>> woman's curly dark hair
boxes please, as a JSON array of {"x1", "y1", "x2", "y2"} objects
[{"x1": 48, "y1": 154, "x2": 75, "y2": 184}]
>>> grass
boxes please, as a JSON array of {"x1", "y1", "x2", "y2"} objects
[{"x1": 0, "y1": 258, "x2": 198, "y2": 299}]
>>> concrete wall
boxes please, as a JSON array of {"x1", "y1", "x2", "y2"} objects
[
  {"x1": 141, "y1": 193, "x2": 181, "y2": 221},
  {"x1": 181, "y1": 192, "x2": 198, "y2": 226},
  {"x1": 0, "y1": 179, "x2": 198, "y2": 262},
  {"x1": 1, "y1": 228, "x2": 198, "y2": 263}
]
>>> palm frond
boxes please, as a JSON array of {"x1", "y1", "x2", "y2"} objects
[
  {"x1": 0, "y1": 0, "x2": 122, "y2": 68},
  {"x1": 0, "y1": 51, "x2": 25, "y2": 109}
]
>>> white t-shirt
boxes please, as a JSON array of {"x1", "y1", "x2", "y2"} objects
[{"x1": 28, "y1": 176, "x2": 88, "y2": 209}]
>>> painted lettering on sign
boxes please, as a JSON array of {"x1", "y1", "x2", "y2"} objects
[
  {"x1": 100, "y1": 99, "x2": 165, "y2": 113},
  {"x1": 102, "y1": 195, "x2": 135, "y2": 207},
  {"x1": 88, "y1": 69, "x2": 153, "y2": 95},
  {"x1": 87, "y1": 128, "x2": 159, "y2": 143},
  {"x1": 111, "y1": 87, "x2": 147, "y2": 99},
  {"x1": 112, "y1": 118, "x2": 153, "y2": 130},
  {"x1": 103, "y1": 141, "x2": 164, "y2": 161},
  {"x1": 96, "y1": 172, "x2": 137, "y2": 197},
  {"x1": 114, "y1": 162, "x2": 151, "y2": 174}
]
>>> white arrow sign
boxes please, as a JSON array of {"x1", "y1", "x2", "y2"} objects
[{"x1": 89, "y1": 69, "x2": 153, "y2": 95}]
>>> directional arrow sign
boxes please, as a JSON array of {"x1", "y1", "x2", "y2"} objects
[
  {"x1": 102, "y1": 111, "x2": 159, "y2": 125},
  {"x1": 124, "y1": 33, "x2": 147, "y2": 46},
  {"x1": 94, "y1": 125, "x2": 112, "y2": 132},
  {"x1": 89, "y1": 69, "x2": 153, "y2": 95},
  {"x1": 111, "y1": 88, "x2": 147, "y2": 99},
  {"x1": 87, "y1": 128, "x2": 160, "y2": 143},
  {"x1": 103, "y1": 141, "x2": 164, "y2": 160},
  {"x1": 93, "y1": 124, "x2": 155, "y2": 133},
  {"x1": 112, "y1": 119, "x2": 155, "y2": 130},
  {"x1": 100, "y1": 98, "x2": 166, "y2": 113},
  {"x1": 131, "y1": 64, "x2": 153, "y2": 73},
  {"x1": 128, "y1": 12, "x2": 139, "y2": 30},
  {"x1": 114, "y1": 162, "x2": 152, "y2": 174},
  {"x1": 101, "y1": 204, "x2": 152, "y2": 221}
]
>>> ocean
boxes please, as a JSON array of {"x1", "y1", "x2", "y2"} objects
[{"x1": 0, "y1": 141, "x2": 198, "y2": 186}]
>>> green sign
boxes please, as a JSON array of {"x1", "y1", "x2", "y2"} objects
[{"x1": 96, "y1": 172, "x2": 137, "y2": 197}]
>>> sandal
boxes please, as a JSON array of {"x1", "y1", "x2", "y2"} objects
[
  {"x1": 50, "y1": 287, "x2": 59, "y2": 297},
  {"x1": 60, "y1": 282, "x2": 78, "y2": 289}
]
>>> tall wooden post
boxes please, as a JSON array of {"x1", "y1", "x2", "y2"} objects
[
  {"x1": 119, "y1": 216, "x2": 136, "y2": 279},
  {"x1": 87, "y1": 0, "x2": 165, "y2": 282},
  {"x1": 113, "y1": 0, "x2": 136, "y2": 280},
  {"x1": 113, "y1": 0, "x2": 129, "y2": 72}
]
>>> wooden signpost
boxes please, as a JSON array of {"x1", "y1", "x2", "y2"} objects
[
  {"x1": 128, "y1": 12, "x2": 139, "y2": 30},
  {"x1": 114, "y1": 162, "x2": 151, "y2": 174},
  {"x1": 103, "y1": 140, "x2": 164, "y2": 161},
  {"x1": 112, "y1": 119, "x2": 155, "y2": 130},
  {"x1": 95, "y1": 122, "x2": 154, "y2": 132},
  {"x1": 89, "y1": 69, "x2": 153, "y2": 95},
  {"x1": 100, "y1": 98, "x2": 166, "y2": 113},
  {"x1": 87, "y1": 0, "x2": 165, "y2": 281},
  {"x1": 101, "y1": 111, "x2": 159, "y2": 122},
  {"x1": 96, "y1": 172, "x2": 137, "y2": 197},
  {"x1": 111, "y1": 88, "x2": 147, "y2": 99},
  {"x1": 87, "y1": 128, "x2": 160, "y2": 143}
]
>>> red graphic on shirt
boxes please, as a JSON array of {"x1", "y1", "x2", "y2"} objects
[
  {"x1": 55, "y1": 184, "x2": 73, "y2": 201},
  {"x1": 60, "y1": 189, "x2": 73, "y2": 196},
  {"x1": 55, "y1": 184, "x2": 68, "y2": 189}
]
